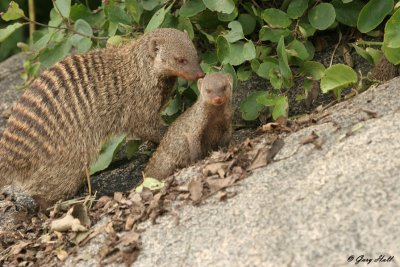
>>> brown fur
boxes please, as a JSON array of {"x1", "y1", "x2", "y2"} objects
[
  {"x1": 0, "y1": 28, "x2": 204, "y2": 207},
  {"x1": 369, "y1": 56, "x2": 399, "y2": 82},
  {"x1": 144, "y1": 73, "x2": 233, "y2": 180}
]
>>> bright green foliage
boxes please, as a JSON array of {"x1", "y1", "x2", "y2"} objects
[
  {"x1": 0, "y1": 0, "x2": 399, "y2": 167},
  {"x1": 89, "y1": 134, "x2": 127, "y2": 175},
  {"x1": 357, "y1": 0, "x2": 393, "y2": 33},
  {"x1": 135, "y1": 177, "x2": 165, "y2": 192},
  {"x1": 321, "y1": 64, "x2": 358, "y2": 94}
]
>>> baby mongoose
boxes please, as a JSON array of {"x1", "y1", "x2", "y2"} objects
[
  {"x1": 144, "y1": 72, "x2": 233, "y2": 180},
  {"x1": 0, "y1": 28, "x2": 204, "y2": 209}
]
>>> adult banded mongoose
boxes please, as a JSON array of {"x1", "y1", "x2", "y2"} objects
[
  {"x1": 144, "y1": 72, "x2": 233, "y2": 180},
  {"x1": 0, "y1": 28, "x2": 204, "y2": 209}
]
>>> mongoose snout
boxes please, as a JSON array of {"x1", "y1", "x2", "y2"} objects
[
  {"x1": 144, "y1": 72, "x2": 233, "y2": 180},
  {"x1": 0, "y1": 28, "x2": 203, "y2": 209}
]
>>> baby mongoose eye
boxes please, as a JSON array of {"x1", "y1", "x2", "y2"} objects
[{"x1": 206, "y1": 89, "x2": 212, "y2": 94}]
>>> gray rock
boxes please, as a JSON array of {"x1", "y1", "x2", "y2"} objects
[
  {"x1": 68, "y1": 78, "x2": 399, "y2": 267},
  {"x1": 0, "y1": 53, "x2": 24, "y2": 133}
]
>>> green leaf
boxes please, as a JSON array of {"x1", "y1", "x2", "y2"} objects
[
  {"x1": 39, "y1": 38, "x2": 72, "y2": 67},
  {"x1": 180, "y1": 0, "x2": 206, "y2": 17},
  {"x1": 227, "y1": 42, "x2": 246, "y2": 66},
  {"x1": 277, "y1": 36, "x2": 291, "y2": 82},
  {"x1": 218, "y1": 7, "x2": 238, "y2": 21},
  {"x1": 224, "y1": 21, "x2": 244, "y2": 43},
  {"x1": 257, "y1": 94, "x2": 288, "y2": 120},
  {"x1": 0, "y1": 22, "x2": 24, "y2": 43},
  {"x1": 256, "y1": 60, "x2": 279, "y2": 79},
  {"x1": 178, "y1": 16, "x2": 194, "y2": 39},
  {"x1": 48, "y1": 8, "x2": 63, "y2": 28},
  {"x1": 90, "y1": 134, "x2": 126, "y2": 175},
  {"x1": 240, "y1": 91, "x2": 265, "y2": 121},
  {"x1": 320, "y1": 64, "x2": 358, "y2": 93},
  {"x1": 126, "y1": 139, "x2": 142, "y2": 160},
  {"x1": 145, "y1": 6, "x2": 166, "y2": 33},
  {"x1": 298, "y1": 21, "x2": 316, "y2": 38},
  {"x1": 222, "y1": 63, "x2": 237, "y2": 90},
  {"x1": 106, "y1": 35, "x2": 124, "y2": 46},
  {"x1": 135, "y1": 177, "x2": 165, "y2": 192},
  {"x1": 383, "y1": 8, "x2": 400, "y2": 49},
  {"x1": 287, "y1": 0, "x2": 309, "y2": 19},
  {"x1": 74, "y1": 19, "x2": 92, "y2": 37},
  {"x1": 75, "y1": 37, "x2": 92, "y2": 53},
  {"x1": 141, "y1": 0, "x2": 163, "y2": 11},
  {"x1": 217, "y1": 35, "x2": 231, "y2": 64},
  {"x1": 300, "y1": 61, "x2": 326, "y2": 80},
  {"x1": 259, "y1": 27, "x2": 290, "y2": 42},
  {"x1": 106, "y1": 3, "x2": 132, "y2": 25},
  {"x1": 357, "y1": 0, "x2": 393, "y2": 33},
  {"x1": 308, "y1": 3, "x2": 336, "y2": 30},
  {"x1": 126, "y1": 0, "x2": 143, "y2": 23},
  {"x1": 263, "y1": 8, "x2": 292, "y2": 28},
  {"x1": 238, "y1": 14, "x2": 256, "y2": 35},
  {"x1": 237, "y1": 65, "x2": 252, "y2": 81},
  {"x1": 272, "y1": 96, "x2": 288, "y2": 120},
  {"x1": 382, "y1": 45, "x2": 400, "y2": 65},
  {"x1": 54, "y1": 0, "x2": 71, "y2": 18},
  {"x1": 163, "y1": 96, "x2": 181, "y2": 116},
  {"x1": 287, "y1": 40, "x2": 309, "y2": 60},
  {"x1": 332, "y1": 0, "x2": 363, "y2": 27},
  {"x1": 1, "y1": 1, "x2": 25, "y2": 21},
  {"x1": 202, "y1": 0, "x2": 235, "y2": 14},
  {"x1": 243, "y1": 41, "x2": 256, "y2": 61}
]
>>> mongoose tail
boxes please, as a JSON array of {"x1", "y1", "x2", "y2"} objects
[{"x1": 144, "y1": 72, "x2": 233, "y2": 180}]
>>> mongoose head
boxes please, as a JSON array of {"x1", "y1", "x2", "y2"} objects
[
  {"x1": 147, "y1": 28, "x2": 204, "y2": 81},
  {"x1": 197, "y1": 73, "x2": 233, "y2": 106}
]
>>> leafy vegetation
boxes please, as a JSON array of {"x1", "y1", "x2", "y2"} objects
[{"x1": 1, "y1": 0, "x2": 399, "y2": 173}]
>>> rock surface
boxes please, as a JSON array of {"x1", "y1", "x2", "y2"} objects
[
  {"x1": 0, "y1": 53, "x2": 24, "y2": 133},
  {"x1": 69, "y1": 78, "x2": 399, "y2": 267}
]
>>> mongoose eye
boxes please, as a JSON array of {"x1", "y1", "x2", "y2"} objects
[
  {"x1": 175, "y1": 57, "x2": 188, "y2": 65},
  {"x1": 206, "y1": 89, "x2": 212, "y2": 94}
]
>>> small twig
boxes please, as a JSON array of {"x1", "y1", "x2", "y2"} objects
[
  {"x1": 22, "y1": 16, "x2": 109, "y2": 40},
  {"x1": 85, "y1": 162, "x2": 92, "y2": 197},
  {"x1": 330, "y1": 30, "x2": 342, "y2": 67}
]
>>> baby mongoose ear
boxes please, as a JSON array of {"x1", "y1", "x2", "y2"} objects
[
  {"x1": 149, "y1": 38, "x2": 163, "y2": 58},
  {"x1": 197, "y1": 78, "x2": 204, "y2": 90},
  {"x1": 225, "y1": 74, "x2": 233, "y2": 88}
]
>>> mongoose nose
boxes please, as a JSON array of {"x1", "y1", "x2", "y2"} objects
[
  {"x1": 212, "y1": 97, "x2": 225, "y2": 105},
  {"x1": 197, "y1": 71, "x2": 205, "y2": 79}
]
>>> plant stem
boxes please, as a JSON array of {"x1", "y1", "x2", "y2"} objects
[
  {"x1": 356, "y1": 40, "x2": 383, "y2": 46},
  {"x1": 22, "y1": 17, "x2": 109, "y2": 40},
  {"x1": 28, "y1": 0, "x2": 36, "y2": 41}
]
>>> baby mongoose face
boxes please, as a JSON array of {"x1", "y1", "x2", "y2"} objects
[
  {"x1": 198, "y1": 73, "x2": 233, "y2": 106},
  {"x1": 149, "y1": 28, "x2": 204, "y2": 81}
]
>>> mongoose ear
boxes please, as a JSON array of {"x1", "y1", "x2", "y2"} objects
[
  {"x1": 225, "y1": 74, "x2": 233, "y2": 88},
  {"x1": 149, "y1": 38, "x2": 163, "y2": 58},
  {"x1": 197, "y1": 78, "x2": 203, "y2": 90}
]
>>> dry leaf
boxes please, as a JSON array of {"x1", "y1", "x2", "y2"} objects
[
  {"x1": 50, "y1": 207, "x2": 88, "y2": 232},
  {"x1": 55, "y1": 248, "x2": 68, "y2": 261},
  {"x1": 203, "y1": 161, "x2": 231, "y2": 176},
  {"x1": 71, "y1": 203, "x2": 91, "y2": 227},
  {"x1": 119, "y1": 231, "x2": 140, "y2": 247},
  {"x1": 188, "y1": 179, "x2": 203, "y2": 203},
  {"x1": 10, "y1": 241, "x2": 30, "y2": 255},
  {"x1": 206, "y1": 177, "x2": 235, "y2": 193},
  {"x1": 305, "y1": 80, "x2": 320, "y2": 109},
  {"x1": 248, "y1": 147, "x2": 269, "y2": 171},
  {"x1": 114, "y1": 192, "x2": 123, "y2": 202},
  {"x1": 300, "y1": 131, "x2": 319, "y2": 145},
  {"x1": 267, "y1": 139, "x2": 285, "y2": 162}
]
